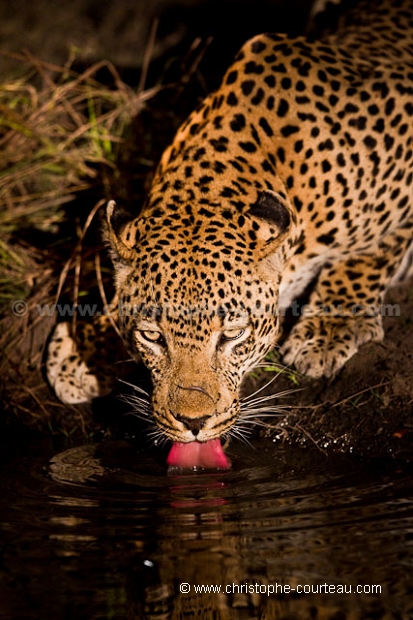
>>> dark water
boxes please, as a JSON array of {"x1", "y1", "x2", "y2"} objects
[{"x1": 0, "y1": 437, "x2": 412, "y2": 620}]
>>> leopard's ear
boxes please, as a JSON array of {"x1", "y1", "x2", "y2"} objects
[
  {"x1": 106, "y1": 201, "x2": 137, "y2": 262},
  {"x1": 248, "y1": 190, "x2": 293, "y2": 256}
]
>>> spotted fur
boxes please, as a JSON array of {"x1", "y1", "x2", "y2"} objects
[{"x1": 48, "y1": 0, "x2": 413, "y2": 443}]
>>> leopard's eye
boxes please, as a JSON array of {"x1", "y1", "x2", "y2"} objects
[
  {"x1": 140, "y1": 330, "x2": 164, "y2": 344},
  {"x1": 221, "y1": 328, "x2": 245, "y2": 342}
]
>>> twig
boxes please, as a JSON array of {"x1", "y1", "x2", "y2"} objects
[
  {"x1": 331, "y1": 381, "x2": 389, "y2": 408},
  {"x1": 94, "y1": 251, "x2": 122, "y2": 339},
  {"x1": 138, "y1": 18, "x2": 159, "y2": 95}
]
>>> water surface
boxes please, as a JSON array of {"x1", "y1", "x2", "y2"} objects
[{"x1": 0, "y1": 437, "x2": 412, "y2": 619}]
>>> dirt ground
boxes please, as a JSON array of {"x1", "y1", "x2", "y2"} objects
[{"x1": 0, "y1": 0, "x2": 412, "y2": 460}]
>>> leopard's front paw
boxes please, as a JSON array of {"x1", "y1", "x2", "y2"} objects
[
  {"x1": 280, "y1": 314, "x2": 384, "y2": 379},
  {"x1": 46, "y1": 322, "x2": 116, "y2": 404}
]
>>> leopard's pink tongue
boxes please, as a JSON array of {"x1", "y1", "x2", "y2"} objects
[{"x1": 167, "y1": 439, "x2": 231, "y2": 471}]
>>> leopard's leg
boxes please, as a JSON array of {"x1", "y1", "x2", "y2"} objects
[
  {"x1": 46, "y1": 307, "x2": 125, "y2": 404},
  {"x1": 281, "y1": 220, "x2": 413, "y2": 379}
]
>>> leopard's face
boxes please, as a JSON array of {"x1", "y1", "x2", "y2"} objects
[{"x1": 108, "y1": 195, "x2": 291, "y2": 442}]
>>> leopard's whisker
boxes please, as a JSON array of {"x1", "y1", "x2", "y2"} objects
[
  {"x1": 146, "y1": 428, "x2": 169, "y2": 447},
  {"x1": 241, "y1": 409, "x2": 288, "y2": 416},
  {"x1": 242, "y1": 370, "x2": 284, "y2": 403},
  {"x1": 237, "y1": 419, "x2": 278, "y2": 428},
  {"x1": 243, "y1": 388, "x2": 298, "y2": 407},
  {"x1": 227, "y1": 425, "x2": 255, "y2": 447},
  {"x1": 123, "y1": 411, "x2": 151, "y2": 424},
  {"x1": 118, "y1": 379, "x2": 151, "y2": 397},
  {"x1": 120, "y1": 398, "x2": 152, "y2": 416}
]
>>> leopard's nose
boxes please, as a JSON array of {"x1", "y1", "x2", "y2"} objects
[{"x1": 175, "y1": 414, "x2": 211, "y2": 437}]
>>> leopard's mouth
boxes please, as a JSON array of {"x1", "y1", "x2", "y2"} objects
[{"x1": 153, "y1": 399, "x2": 241, "y2": 445}]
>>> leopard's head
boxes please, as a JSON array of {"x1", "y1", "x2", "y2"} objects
[{"x1": 107, "y1": 190, "x2": 293, "y2": 442}]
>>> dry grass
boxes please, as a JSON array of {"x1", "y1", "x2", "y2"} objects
[
  {"x1": 0, "y1": 51, "x2": 161, "y2": 433},
  {"x1": 0, "y1": 50, "x2": 158, "y2": 234}
]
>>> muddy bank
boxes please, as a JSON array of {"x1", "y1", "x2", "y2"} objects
[{"x1": 251, "y1": 281, "x2": 413, "y2": 462}]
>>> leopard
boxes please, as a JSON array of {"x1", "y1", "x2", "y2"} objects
[{"x1": 47, "y1": 0, "x2": 413, "y2": 446}]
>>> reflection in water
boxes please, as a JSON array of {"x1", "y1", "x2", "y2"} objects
[{"x1": 0, "y1": 439, "x2": 412, "y2": 619}]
